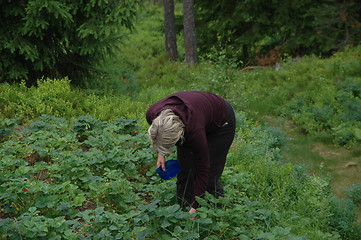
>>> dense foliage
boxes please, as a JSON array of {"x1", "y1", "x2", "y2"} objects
[
  {"x1": 0, "y1": 78, "x2": 146, "y2": 123},
  {"x1": 0, "y1": 0, "x2": 139, "y2": 84},
  {"x1": 195, "y1": 0, "x2": 361, "y2": 65},
  {"x1": 1, "y1": 113, "x2": 353, "y2": 239},
  {"x1": 1, "y1": 47, "x2": 361, "y2": 148}
]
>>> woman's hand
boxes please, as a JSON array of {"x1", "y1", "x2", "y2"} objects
[
  {"x1": 189, "y1": 208, "x2": 197, "y2": 220},
  {"x1": 157, "y1": 153, "x2": 166, "y2": 170}
]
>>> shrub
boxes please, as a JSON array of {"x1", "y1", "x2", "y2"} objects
[
  {"x1": 279, "y1": 48, "x2": 361, "y2": 146},
  {"x1": 0, "y1": 78, "x2": 147, "y2": 123},
  {"x1": 0, "y1": 0, "x2": 140, "y2": 84},
  {"x1": 329, "y1": 198, "x2": 361, "y2": 240},
  {"x1": 346, "y1": 183, "x2": 361, "y2": 205}
]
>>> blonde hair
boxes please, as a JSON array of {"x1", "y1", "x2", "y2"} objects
[{"x1": 148, "y1": 109, "x2": 185, "y2": 156}]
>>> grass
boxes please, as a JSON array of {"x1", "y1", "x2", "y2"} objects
[
  {"x1": 284, "y1": 127, "x2": 361, "y2": 197},
  {"x1": 266, "y1": 116, "x2": 361, "y2": 223}
]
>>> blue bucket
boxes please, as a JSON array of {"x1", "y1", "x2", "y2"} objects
[{"x1": 156, "y1": 159, "x2": 181, "y2": 180}]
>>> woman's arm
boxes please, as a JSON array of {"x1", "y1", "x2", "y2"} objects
[
  {"x1": 189, "y1": 207, "x2": 197, "y2": 220},
  {"x1": 188, "y1": 130, "x2": 210, "y2": 208},
  {"x1": 157, "y1": 153, "x2": 166, "y2": 170}
]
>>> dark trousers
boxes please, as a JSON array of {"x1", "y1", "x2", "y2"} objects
[{"x1": 176, "y1": 101, "x2": 236, "y2": 209}]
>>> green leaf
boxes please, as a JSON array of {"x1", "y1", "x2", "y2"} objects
[
  {"x1": 28, "y1": 207, "x2": 38, "y2": 213},
  {"x1": 161, "y1": 220, "x2": 171, "y2": 229},
  {"x1": 74, "y1": 195, "x2": 86, "y2": 206},
  {"x1": 199, "y1": 217, "x2": 212, "y2": 224},
  {"x1": 173, "y1": 226, "x2": 182, "y2": 235},
  {"x1": 0, "y1": 218, "x2": 13, "y2": 227}
]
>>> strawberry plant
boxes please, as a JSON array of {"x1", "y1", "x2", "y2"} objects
[
  {"x1": 0, "y1": 115, "x2": 156, "y2": 238},
  {"x1": 0, "y1": 114, "x2": 349, "y2": 239},
  {"x1": 0, "y1": 118, "x2": 17, "y2": 142}
]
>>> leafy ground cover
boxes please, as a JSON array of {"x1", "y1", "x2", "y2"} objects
[{"x1": 1, "y1": 114, "x2": 352, "y2": 239}]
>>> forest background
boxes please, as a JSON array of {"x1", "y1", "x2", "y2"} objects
[{"x1": 1, "y1": 0, "x2": 361, "y2": 239}]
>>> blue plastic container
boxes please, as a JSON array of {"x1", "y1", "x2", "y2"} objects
[{"x1": 156, "y1": 159, "x2": 181, "y2": 180}]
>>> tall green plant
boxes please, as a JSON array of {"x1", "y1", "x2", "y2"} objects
[
  {"x1": 0, "y1": 78, "x2": 147, "y2": 122},
  {"x1": 0, "y1": 0, "x2": 140, "y2": 84}
]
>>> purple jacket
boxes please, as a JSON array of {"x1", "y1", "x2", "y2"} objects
[{"x1": 146, "y1": 91, "x2": 227, "y2": 207}]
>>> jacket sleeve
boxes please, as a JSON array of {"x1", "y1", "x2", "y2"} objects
[{"x1": 188, "y1": 129, "x2": 210, "y2": 208}]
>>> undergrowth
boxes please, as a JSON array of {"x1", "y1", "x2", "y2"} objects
[{"x1": 0, "y1": 114, "x2": 350, "y2": 239}]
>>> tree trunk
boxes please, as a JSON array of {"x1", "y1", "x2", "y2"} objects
[
  {"x1": 183, "y1": 0, "x2": 198, "y2": 64},
  {"x1": 164, "y1": 0, "x2": 178, "y2": 61}
]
